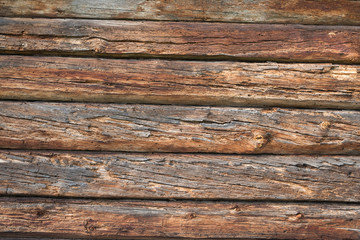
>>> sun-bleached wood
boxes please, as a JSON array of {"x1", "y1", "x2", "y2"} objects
[
  {"x1": 0, "y1": 197, "x2": 359, "y2": 239},
  {"x1": 1, "y1": 151, "x2": 359, "y2": 201},
  {"x1": 1, "y1": 55, "x2": 360, "y2": 109},
  {"x1": 1, "y1": 18, "x2": 359, "y2": 63},
  {"x1": 0, "y1": 0, "x2": 359, "y2": 25},
  {"x1": 1, "y1": 102, "x2": 360, "y2": 154}
]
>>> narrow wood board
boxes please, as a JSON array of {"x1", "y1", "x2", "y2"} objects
[
  {"x1": 1, "y1": 102, "x2": 360, "y2": 154},
  {"x1": 0, "y1": 197, "x2": 359, "y2": 239},
  {"x1": 0, "y1": 0, "x2": 359, "y2": 25},
  {"x1": 1, "y1": 151, "x2": 359, "y2": 201},
  {"x1": 1, "y1": 55, "x2": 360, "y2": 109},
  {"x1": 1, "y1": 18, "x2": 359, "y2": 63}
]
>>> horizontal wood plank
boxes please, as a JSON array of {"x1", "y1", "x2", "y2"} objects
[
  {"x1": 1, "y1": 151, "x2": 359, "y2": 201},
  {"x1": 0, "y1": 0, "x2": 359, "y2": 25},
  {"x1": 0, "y1": 197, "x2": 359, "y2": 239},
  {"x1": 1, "y1": 55, "x2": 360, "y2": 109},
  {"x1": 1, "y1": 18, "x2": 359, "y2": 63},
  {"x1": 0, "y1": 239, "x2": 72, "y2": 240},
  {"x1": 1, "y1": 102, "x2": 360, "y2": 154}
]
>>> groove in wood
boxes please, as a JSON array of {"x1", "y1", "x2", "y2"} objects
[
  {"x1": 1, "y1": 18, "x2": 359, "y2": 63},
  {"x1": 1, "y1": 55, "x2": 360, "y2": 109},
  {"x1": 1, "y1": 102, "x2": 360, "y2": 154},
  {"x1": 0, "y1": 0, "x2": 359, "y2": 25}
]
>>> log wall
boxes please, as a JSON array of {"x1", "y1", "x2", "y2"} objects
[{"x1": 0, "y1": 1, "x2": 359, "y2": 239}]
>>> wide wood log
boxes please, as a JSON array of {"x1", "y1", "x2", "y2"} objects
[
  {"x1": 0, "y1": 0, "x2": 359, "y2": 25},
  {"x1": 0, "y1": 239, "x2": 70, "y2": 240},
  {"x1": 0, "y1": 197, "x2": 359, "y2": 239},
  {"x1": 1, "y1": 102, "x2": 360, "y2": 154},
  {"x1": 1, "y1": 55, "x2": 360, "y2": 109},
  {"x1": 1, "y1": 151, "x2": 359, "y2": 201},
  {"x1": 1, "y1": 18, "x2": 359, "y2": 63}
]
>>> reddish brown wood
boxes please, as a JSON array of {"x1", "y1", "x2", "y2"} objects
[
  {"x1": 0, "y1": 18, "x2": 359, "y2": 63},
  {"x1": 1, "y1": 55, "x2": 360, "y2": 109},
  {"x1": 1, "y1": 102, "x2": 360, "y2": 154},
  {"x1": 0, "y1": 197, "x2": 359, "y2": 239},
  {"x1": 0, "y1": 1, "x2": 359, "y2": 240},
  {"x1": 0, "y1": 0, "x2": 359, "y2": 25},
  {"x1": 1, "y1": 151, "x2": 359, "y2": 201}
]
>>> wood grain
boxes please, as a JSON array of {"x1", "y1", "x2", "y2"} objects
[
  {"x1": 1, "y1": 151, "x2": 359, "y2": 201},
  {"x1": 0, "y1": 0, "x2": 359, "y2": 25},
  {"x1": 1, "y1": 102, "x2": 360, "y2": 154},
  {"x1": 0, "y1": 197, "x2": 359, "y2": 239},
  {"x1": 1, "y1": 55, "x2": 360, "y2": 109},
  {"x1": 1, "y1": 18, "x2": 359, "y2": 63}
]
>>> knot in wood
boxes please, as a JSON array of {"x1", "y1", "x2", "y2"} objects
[
  {"x1": 185, "y1": 213, "x2": 196, "y2": 220},
  {"x1": 320, "y1": 121, "x2": 331, "y2": 130},
  {"x1": 35, "y1": 208, "x2": 47, "y2": 218},
  {"x1": 254, "y1": 133, "x2": 271, "y2": 149},
  {"x1": 84, "y1": 219, "x2": 97, "y2": 233},
  {"x1": 288, "y1": 212, "x2": 304, "y2": 222},
  {"x1": 231, "y1": 205, "x2": 241, "y2": 212}
]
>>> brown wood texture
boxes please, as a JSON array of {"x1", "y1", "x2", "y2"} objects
[
  {"x1": 0, "y1": 0, "x2": 359, "y2": 25},
  {"x1": 1, "y1": 102, "x2": 360, "y2": 154},
  {"x1": 1, "y1": 151, "x2": 359, "y2": 201},
  {"x1": 1, "y1": 2, "x2": 360, "y2": 240},
  {"x1": 1, "y1": 18, "x2": 359, "y2": 63},
  {"x1": 0, "y1": 239, "x2": 72, "y2": 240},
  {"x1": 1, "y1": 55, "x2": 360, "y2": 109},
  {"x1": 0, "y1": 197, "x2": 359, "y2": 239}
]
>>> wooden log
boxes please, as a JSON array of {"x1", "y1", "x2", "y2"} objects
[
  {"x1": 1, "y1": 55, "x2": 360, "y2": 109},
  {"x1": 1, "y1": 18, "x2": 359, "y2": 63},
  {"x1": 1, "y1": 102, "x2": 360, "y2": 154},
  {"x1": 1, "y1": 151, "x2": 359, "y2": 201},
  {"x1": 0, "y1": 239, "x2": 76, "y2": 240},
  {"x1": 0, "y1": 197, "x2": 359, "y2": 239},
  {"x1": 0, "y1": 0, "x2": 359, "y2": 25}
]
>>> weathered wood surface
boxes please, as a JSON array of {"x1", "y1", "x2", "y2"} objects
[
  {"x1": 1, "y1": 18, "x2": 359, "y2": 63},
  {"x1": 1, "y1": 102, "x2": 360, "y2": 154},
  {"x1": 0, "y1": 0, "x2": 359, "y2": 25},
  {"x1": 4, "y1": 238, "x2": 80, "y2": 240},
  {"x1": 1, "y1": 55, "x2": 360, "y2": 109},
  {"x1": 0, "y1": 197, "x2": 359, "y2": 239},
  {"x1": 1, "y1": 151, "x2": 359, "y2": 201},
  {"x1": 2, "y1": 238, "x2": 93, "y2": 240}
]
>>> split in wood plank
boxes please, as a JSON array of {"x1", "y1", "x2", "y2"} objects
[
  {"x1": 0, "y1": 18, "x2": 359, "y2": 63},
  {"x1": 0, "y1": 0, "x2": 359, "y2": 26},
  {"x1": 1, "y1": 151, "x2": 359, "y2": 201},
  {"x1": 1, "y1": 55, "x2": 359, "y2": 109},
  {"x1": 0, "y1": 197, "x2": 359, "y2": 239},
  {"x1": 1, "y1": 102, "x2": 360, "y2": 154}
]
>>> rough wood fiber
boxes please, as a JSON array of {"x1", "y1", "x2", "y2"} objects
[
  {"x1": 0, "y1": 239, "x2": 72, "y2": 240},
  {"x1": 0, "y1": 197, "x2": 359, "y2": 239},
  {"x1": 1, "y1": 55, "x2": 360, "y2": 109},
  {"x1": 1, "y1": 18, "x2": 359, "y2": 63},
  {"x1": 0, "y1": 0, "x2": 359, "y2": 25},
  {"x1": 1, "y1": 151, "x2": 359, "y2": 201},
  {"x1": 1, "y1": 102, "x2": 360, "y2": 154}
]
